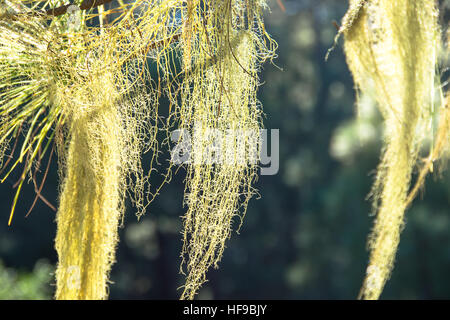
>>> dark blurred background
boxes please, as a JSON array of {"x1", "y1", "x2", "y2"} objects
[{"x1": 1, "y1": 0, "x2": 450, "y2": 299}]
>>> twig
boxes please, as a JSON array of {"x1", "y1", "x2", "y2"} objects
[
  {"x1": 47, "y1": 0, "x2": 115, "y2": 16},
  {"x1": 26, "y1": 144, "x2": 56, "y2": 217},
  {"x1": 3, "y1": 0, "x2": 115, "y2": 18},
  {"x1": 47, "y1": 0, "x2": 113, "y2": 16}
]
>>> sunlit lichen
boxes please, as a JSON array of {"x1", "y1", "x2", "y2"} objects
[
  {"x1": 342, "y1": 0, "x2": 441, "y2": 299},
  {"x1": 0, "y1": 0, "x2": 276, "y2": 300},
  {"x1": 174, "y1": 0, "x2": 276, "y2": 299}
]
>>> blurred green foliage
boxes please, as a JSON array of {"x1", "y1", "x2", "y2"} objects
[
  {"x1": 0, "y1": 0, "x2": 450, "y2": 299},
  {"x1": 0, "y1": 259, "x2": 53, "y2": 299}
]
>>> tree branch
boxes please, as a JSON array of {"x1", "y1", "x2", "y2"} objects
[
  {"x1": 1, "y1": 0, "x2": 116, "y2": 17},
  {"x1": 46, "y1": 0, "x2": 115, "y2": 16}
]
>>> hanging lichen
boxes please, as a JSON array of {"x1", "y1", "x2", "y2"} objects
[
  {"x1": 54, "y1": 74, "x2": 122, "y2": 300},
  {"x1": 175, "y1": 0, "x2": 275, "y2": 299},
  {"x1": 0, "y1": 1, "x2": 161, "y2": 299},
  {"x1": 341, "y1": 0, "x2": 441, "y2": 299},
  {"x1": 51, "y1": 30, "x2": 161, "y2": 299},
  {"x1": 0, "y1": 0, "x2": 276, "y2": 300}
]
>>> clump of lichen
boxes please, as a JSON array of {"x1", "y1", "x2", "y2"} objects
[
  {"x1": 52, "y1": 29, "x2": 160, "y2": 299},
  {"x1": 0, "y1": 1, "x2": 161, "y2": 299},
  {"x1": 340, "y1": 0, "x2": 442, "y2": 299},
  {"x1": 174, "y1": 0, "x2": 276, "y2": 299},
  {"x1": 0, "y1": 0, "x2": 276, "y2": 300}
]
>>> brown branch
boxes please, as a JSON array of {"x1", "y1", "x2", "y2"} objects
[
  {"x1": 332, "y1": 20, "x2": 340, "y2": 31},
  {"x1": 3, "y1": 0, "x2": 116, "y2": 18},
  {"x1": 276, "y1": 0, "x2": 286, "y2": 13},
  {"x1": 26, "y1": 144, "x2": 56, "y2": 217},
  {"x1": 79, "y1": 0, "x2": 114, "y2": 11},
  {"x1": 45, "y1": 3, "x2": 73, "y2": 16},
  {"x1": 45, "y1": 0, "x2": 115, "y2": 16}
]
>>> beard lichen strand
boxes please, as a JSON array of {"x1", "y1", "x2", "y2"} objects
[
  {"x1": 178, "y1": 0, "x2": 265, "y2": 299},
  {"x1": 53, "y1": 35, "x2": 159, "y2": 298},
  {"x1": 54, "y1": 74, "x2": 123, "y2": 299},
  {"x1": 0, "y1": 1, "x2": 175, "y2": 299},
  {"x1": 343, "y1": 0, "x2": 440, "y2": 299}
]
